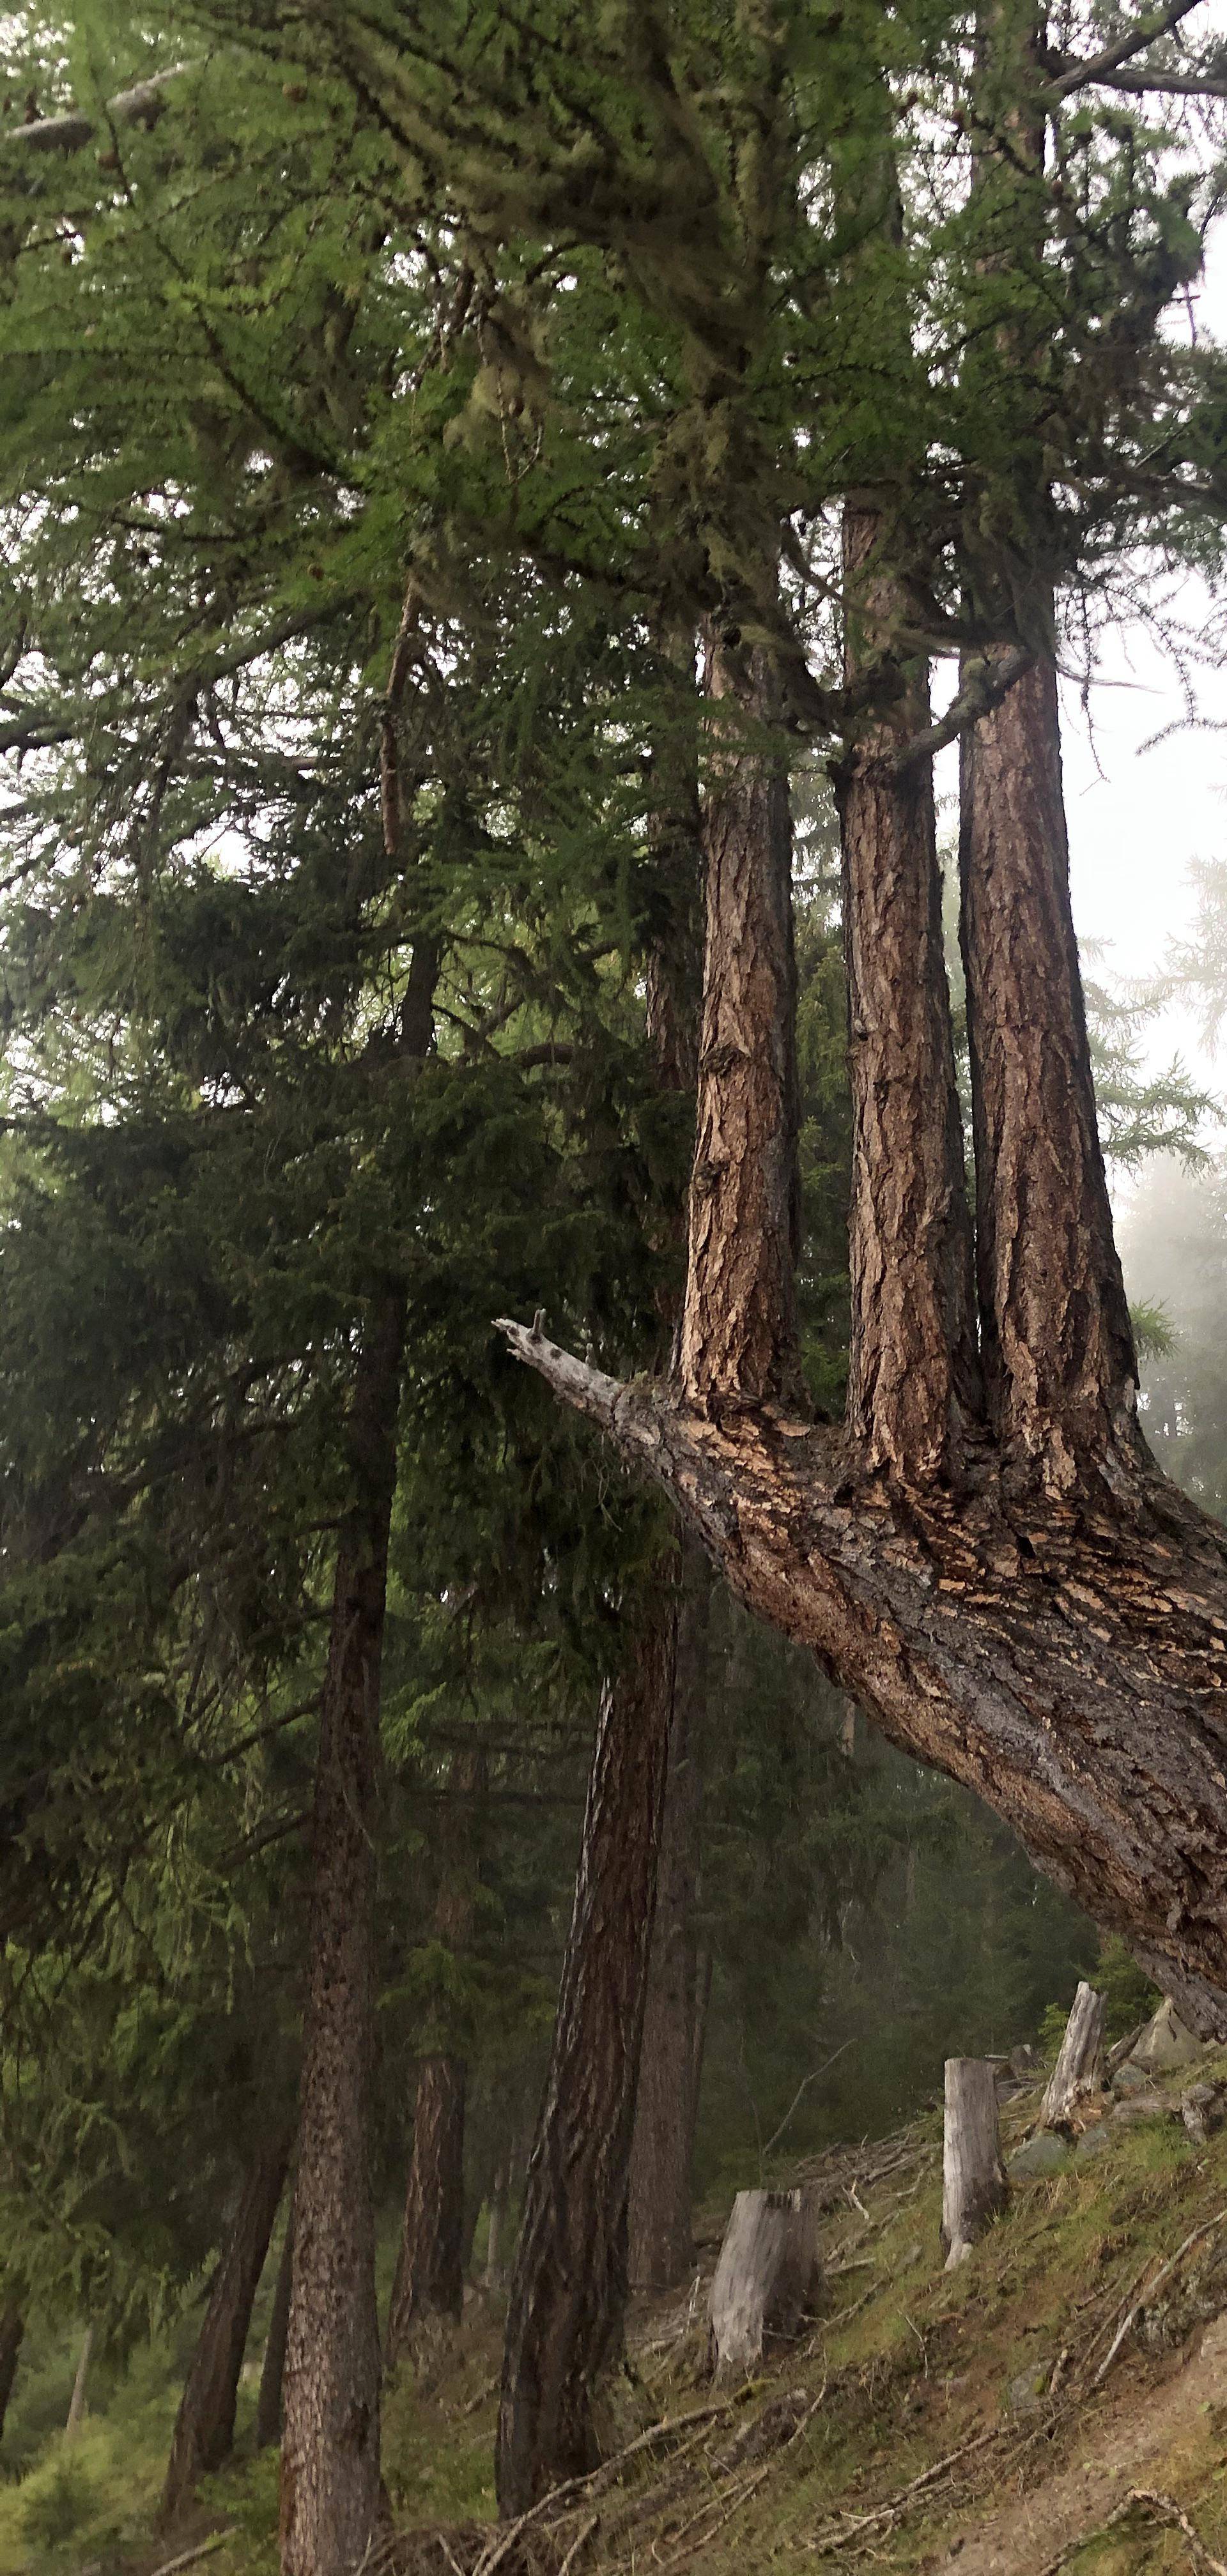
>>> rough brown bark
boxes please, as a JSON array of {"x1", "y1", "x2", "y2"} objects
[
  {"x1": 960, "y1": 647, "x2": 1139, "y2": 1489},
  {"x1": 628, "y1": 1549, "x2": 710, "y2": 2292},
  {"x1": 839, "y1": 509, "x2": 980, "y2": 1476},
  {"x1": 941, "y1": 2060, "x2": 1007, "y2": 2266},
  {"x1": 255, "y1": 2210, "x2": 294, "y2": 2453},
  {"x1": 160, "y1": 2129, "x2": 291, "y2": 2528},
  {"x1": 495, "y1": 1321, "x2": 1227, "y2": 2031},
  {"x1": 495, "y1": 1595, "x2": 679, "y2": 2515},
  {"x1": 279, "y1": 1289, "x2": 405, "y2": 2576},
  {"x1": 0, "y1": 2304, "x2": 22, "y2": 2449},
  {"x1": 681, "y1": 635, "x2": 801, "y2": 1412},
  {"x1": 385, "y1": 2055, "x2": 468, "y2": 2366}
]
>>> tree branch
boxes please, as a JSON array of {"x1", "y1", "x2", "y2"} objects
[
  {"x1": 883, "y1": 645, "x2": 1033, "y2": 775},
  {"x1": 4, "y1": 65, "x2": 196, "y2": 155},
  {"x1": 1046, "y1": 0, "x2": 1208, "y2": 99}
]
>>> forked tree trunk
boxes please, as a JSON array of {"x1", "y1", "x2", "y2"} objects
[
  {"x1": 942, "y1": 2060, "x2": 1007, "y2": 2266},
  {"x1": 386, "y1": 2055, "x2": 468, "y2": 2366},
  {"x1": 160, "y1": 2129, "x2": 291, "y2": 2527},
  {"x1": 255, "y1": 2212, "x2": 295, "y2": 2452},
  {"x1": 495, "y1": 1594, "x2": 679, "y2": 2515},
  {"x1": 1040, "y1": 1981, "x2": 1106, "y2": 2131},
  {"x1": 839, "y1": 508, "x2": 980, "y2": 1476},
  {"x1": 680, "y1": 634, "x2": 801, "y2": 1411},
  {"x1": 961, "y1": 645, "x2": 1138, "y2": 1489},
  {"x1": 0, "y1": 2304, "x2": 22, "y2": 2449},
  {"x1": 628, "y1": 1549, "x2": 711, "y2": 2292},
  {"x1": 279, "y1": 1289, "x2": 406, "y2": 2576}
]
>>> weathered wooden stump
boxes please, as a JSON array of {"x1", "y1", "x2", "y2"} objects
[
  {"x1": 942, "y1": 2059, "x2": 1007, "y2": 2269},
  {"x1": 1040, "y1": 1981, "x2": 1106, "y2": 2131},
  {"x1": 708, "y1": 2188, "x2": 823, "y2": 2374}
]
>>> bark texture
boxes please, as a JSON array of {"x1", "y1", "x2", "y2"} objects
[
  {"x1": 839, "y1": 507, "x2": 980, "y2": 1476},
  {"x1": 708, "y1": 2188, "x2": 823, "y2": 2373},
  {"x1": 496, "y1": 1596, "x2": 679, "y2": 2515},
  {"x1": 160, "y1": 2130, "x2": 291, "y2": 2527},
  {"x1": 1040, "y1": 1981, "x2": 1107, "y2": 2131},
  {"x1": 280, "y1": 1288, "x2": 405, "y2": 2576},
  {"x1": 960, "y1": 638, "x2": 1138, "y2": 1491},
  {"x1": 256, "y1": 2212, "x2": 295, "y2": 2453},
  {"x1": 942, "y1": 2060, "x2": 1007, "y2": 2266},
  {"x1": 681, "y1": 637, "x2": 801, "y2": 1412},
  {"x1": 0, "y1": 2305, "x2": 22, "y2": 2449},
  {"x1": 628, "y1": 1551, "x2": 710, "y2": 2291},
  {"x1": 385, "y1": 2055, "x2": 468, "y2": 2366},
  {"x1": 495, "y1": 1322, "x2": 1227, "y2": 2030}
]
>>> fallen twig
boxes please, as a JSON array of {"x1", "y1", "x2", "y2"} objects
[
  {"x1": 556, "y1": 2512, "x2": 599, "y2": 2576},
  {"x1": 148, "y1": 2539, "x2": 232, "y2": 2576},
  {"x1": 810, "y1": 2425, "x2": 1001, "y2": 2552},
  {"x1": 1035, "y1": 2485, "x2": 1227, "y2": 2576},
  {"x1": 1092, "y1": 2209, "x2": 1227, "y2": 2387}
]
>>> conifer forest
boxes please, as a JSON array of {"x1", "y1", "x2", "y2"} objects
[{"x1": 13, "y1": 3, "x2": 1227, "y2": 2572}]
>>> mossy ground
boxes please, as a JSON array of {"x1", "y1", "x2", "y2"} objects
[{"x1": 8, "y1": 2056, "x2": 1227, "y2": 2575}]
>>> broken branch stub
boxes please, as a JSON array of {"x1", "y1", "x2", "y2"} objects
[
  {"x1": 708, "y1": 2188, "x2": 823, "y2": 2375},
  {"x1": 1040, "y1": 1981, "x2": 1107, "y2": 2131},
  {"x1": 943, "y1": 2059, "x2": 1007, "y2": 2268}
]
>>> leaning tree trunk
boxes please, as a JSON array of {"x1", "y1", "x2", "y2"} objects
[
  {"x1": 255, "y1": 2211, "x2": 295, "y2": 2452},
  {"x1": 497, "y1": 574, "x2": 1227, "y2": 2030},
  {"x1": 160, "y1": 2129, "x2": 291, "y2": 2527},
  {"x1": 495, "y1": 1595, "x2": 679, "y2": 2514},
  {"x1": 628, "y1": 1546, "x2": 711, "y2": 2292},
  {"x1": 279, "y1": 1291, "x2": 404, "y2": 2576},
  {"x1": 0, "y1": 2304, "x2": 22, "y2": 2450}
]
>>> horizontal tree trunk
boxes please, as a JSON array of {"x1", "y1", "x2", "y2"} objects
[
  {"x1": 160, "y1": 2129, "x2": 291, "y2": 2527},
  {"x1": 495, "y1": 1321, "x2": 1227, "y2": 2031},
  {"x1": 942, "y1": 2060, "x2": 1007, "y2": 2267},
  {"x1": 1040, "y1": 1981, "x2": 1106, "y2": 2131}
]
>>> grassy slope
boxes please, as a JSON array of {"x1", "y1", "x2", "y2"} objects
[{"x1": 8, "y1": 2057, "x2": 1227, "y2": 2575}]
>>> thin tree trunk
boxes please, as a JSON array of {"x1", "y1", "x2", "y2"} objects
[
  {"x1": 65, "y1": 2325, "x2": 93, "y2": 2441},
  {"x1": 280, "y1": 937, "x2": 435, "y2": 2576},
  {"x1": 839, "y1": 510, "x2": 980, "y2": 1476},
  {"x1": 484, "y1": 2165, "x2": 509, "y2": 2289},
  {"x1": 680, "y1": 633, "x2": 801, "y2": 1411},
  {"x1": 255, "y1": 2210, "x2": 295, "y2": 2453},
  {"x1": 628, "y1": 1549, "x2": 711, "y2": 2292},
  {"x1": 0, "y1": 2304, "x2": 22, "y2": 2450},
  {"x1": 160, "y1": 2130, "x2": 291, "y2": 2527},
  {"x1": 279, "y1": 1290, "x2": 405, "y2": 2576},
  {"x1": 495, "y1": 1594, "x2": 679, "y2": 2514},
  {"x1": 385, "y1": 2056, "x2": 468, "y2": 2365},
  {"x1": 960, "y1": 643, "x2": 1138, "y2": 1487}
]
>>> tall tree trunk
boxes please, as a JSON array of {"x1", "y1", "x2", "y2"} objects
[
  {"x1": 160, "y1": 2131, "x2": 291, "y2": 2528},
  {"x1": 385, "y1": 1747, "x2": 485, "y2": 2370},
  {"x1": 256, "y1": 2210, "x2": 295, "y2": 2453},
  {"x1": 680, "y1": 633, "x2": 801, "y2": 1411},
  {"x1": 280, "y1": 935, "x2": 435, "y2": 2576},
  {"x1": 65, "y1": 2325, "x2": 93, "y2": 2441},
  {"x1": 628, "y1": 1549, "x2": 711, "y2": 2291},
  {"x1": 960, "y1": 642, "x2": 1138, "y2": 1489},
  {"x1": 385, "y1": 2056, "x2": 468, "y2": 2365},
  {"x1": 0, "y1": 2304, "x2": 22, "y2": 2450},
  {"x1": 279, "y1": 1289, "x2": 405, "y2": 2576},
  {"x1": 839, "y1": 509, "x2": 980, "y2": 1476},
  {"x1": 495, "y1": 1593, "x2": 679, "y2": 2513}
]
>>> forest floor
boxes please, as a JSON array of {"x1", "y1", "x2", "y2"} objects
[{"x1": 11, "y1": 2051, "x2": 1227, "y2": 2576}]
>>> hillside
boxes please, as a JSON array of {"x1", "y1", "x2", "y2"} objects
[{"x1": 12, "y1": 2035, "x2": 1227, "y2": 2576}]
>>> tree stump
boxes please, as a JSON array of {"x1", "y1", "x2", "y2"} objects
[
  {"x1": 942, "y1": 2060, "x2": 1007, "y2": 2268},
  {"x1": 1040, "y1": 1982, "x2": 1106, "y2": 2131},
  {"x1": 708, "y1": 2188, "x2": 822, "y2": 2374}
]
